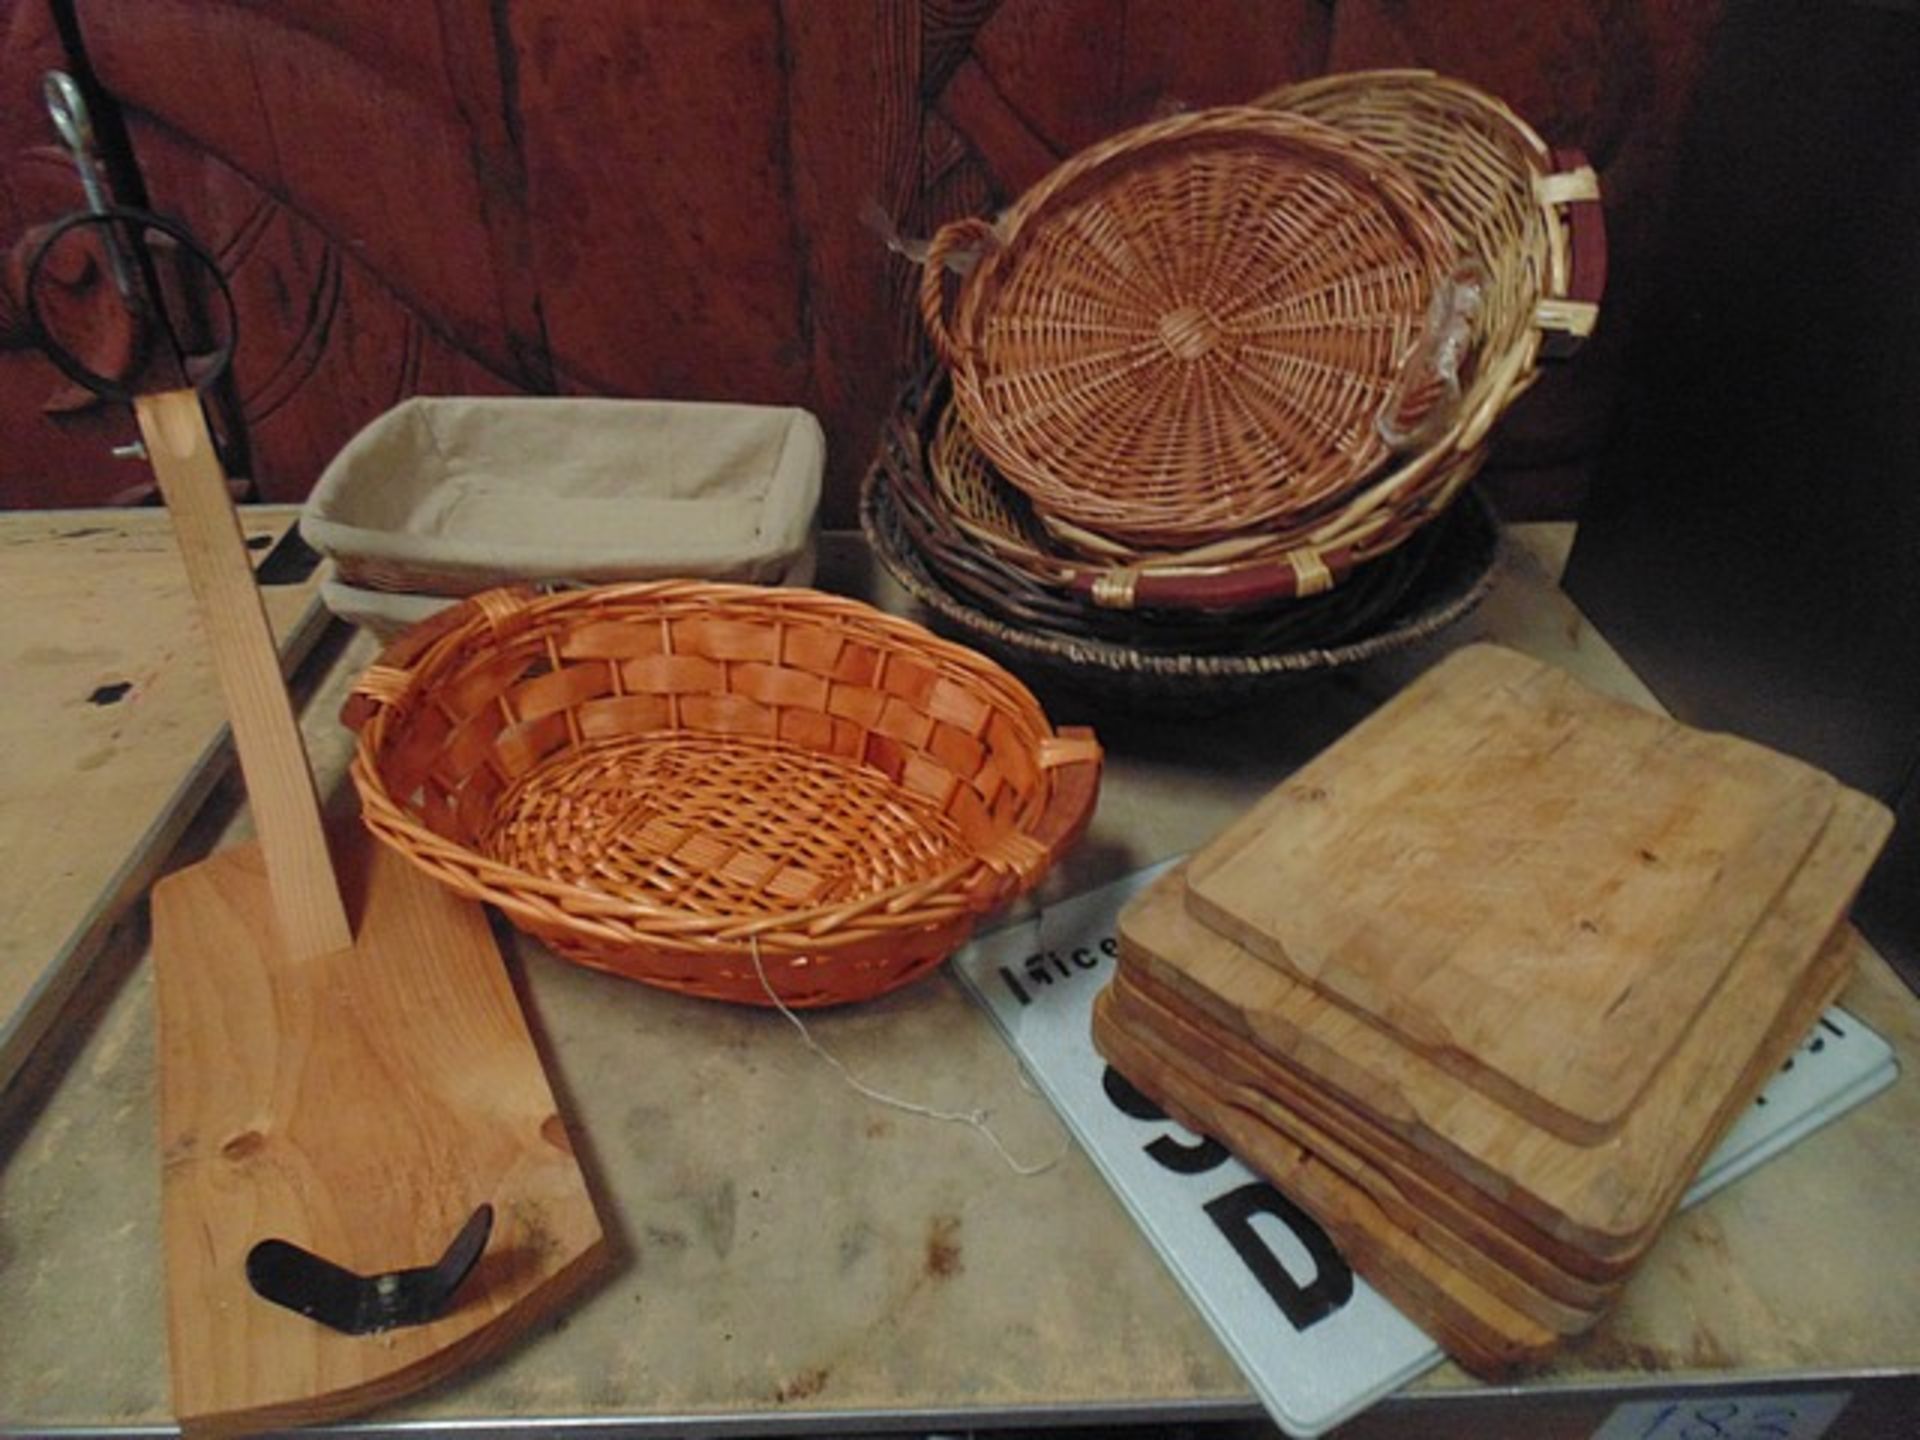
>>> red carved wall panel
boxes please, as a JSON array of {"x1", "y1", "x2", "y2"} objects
[{"x1": 1, "y1": 0, "x2": 1726, "y2": 519}]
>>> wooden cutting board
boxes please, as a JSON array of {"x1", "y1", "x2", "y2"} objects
[
  {"x1": 1124, "y1": 784, "x2": 1891, "y2": 1263},
  {"x1": 1107, "y1": 918, "x2": 1852, "y2": 1297},
  {"x1": 1091, "y1": 995, "x2": 1560, "y2": 1381},
  {"x1": 1185, "y1": 643, "x2": 1839, "y2": 1144},
  {"x1": 1102, "y1": 970, "x2": 1613, "y2": 1334},
  {"x1": 1095, "y1": 927, "x2": 1855, "y2": 1380},
  {"x1": 0, "y1": 508, "x2": 329, "y2": 1095}
]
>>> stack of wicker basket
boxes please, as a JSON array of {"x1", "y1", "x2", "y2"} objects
[{"x1": 863, "y1": 71, "x2": 1604, "y2": 702}]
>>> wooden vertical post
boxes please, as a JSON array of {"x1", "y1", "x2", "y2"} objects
[{"x1": 134, "y1": 389, "x2": 353, "y2": 961}]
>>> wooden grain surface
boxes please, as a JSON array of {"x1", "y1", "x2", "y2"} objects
[
  {"x1": 1092, "y1": 991, "x2": 1563, "y2": 1381},
  {"x1": 1185, "y1": 642, "x2": 1839, "y2": 1143},
  {"x1": 0, "y1": 504, "x2": 329, "y2": 1095},
  {"x1": 1102, "y1": 964, "x2": 1620, "y2": 1327},
  {"x1": 1095, "y1": 931, "x2": 1855, "y2": 1381},
  {"x1": 13, "y1": 2, "x2": 1721, "y2": 527},
  {"x1": 1105, "y1": 916, "x2": 1854, "y2": 1317},
  {"x1": 154, "y1": 832, "x2": 607, "y2": 1436},
  {"x1": 135, "y1": 391, "x2": 351, "y2": 963},
  {"x1": 136, "y1": 391, "x2": 603, "y2": 1432},
  {"x1": 2, "y1": 532, "x2": 1919, "y2": 1433},
  {"x1": 1127, "y1": 788, "x2": 1893, "y2": 1261}
]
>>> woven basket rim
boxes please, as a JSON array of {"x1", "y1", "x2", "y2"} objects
[
  {"x1": 1257, "y1": 69, "x2": 1556, "y2": 165},
  {"x1": 860, "y1": 455, "x2": 1502, "y2": 681},
  {"x1": 914, "y1": 366, "x2": 1471, "y2": 612}
]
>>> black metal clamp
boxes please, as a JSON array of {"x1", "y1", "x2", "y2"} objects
[{"x1": 245, "y1": 1205, "x2": 496, "y2": 1336}]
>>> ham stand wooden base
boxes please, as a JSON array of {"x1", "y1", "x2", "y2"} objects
[{"x1": 138, "y1": 391, "x2": 607, "y2": 1435}]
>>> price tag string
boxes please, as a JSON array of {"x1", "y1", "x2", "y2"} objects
[{"x1": 750, "y1": 934, "x2": 1073, "y2": 1178}]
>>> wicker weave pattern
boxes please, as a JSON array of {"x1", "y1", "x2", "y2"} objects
[
  {"x1": 346, "y1": 582, "x2": 1101, "y2": 1007},
  {"x1": 899, "y1": 79, "x2": 1598, "y2": 613},
  {"x1": 1262, "y1": 69, "x2": 1599, "y2": 450},
  {"x1": 482, "y1": 733, "x2": 970, "y2": 912},
  {"x1": 923, "y1": 106, "x2": 1457, "y2": 549},
  {"x1": 860, "y1": 422, "x2": 1504, "y2": 713},
  {"x1": 929, "y1": 401, "x2": 1056, "y2": 566},
  {"x1": 333, "y1": 554, "x2": 496, "y2": 595},
  {"x1": 919, "y1": 371, "x2": 1478, "y2": 613},
  {"x1": 869, "y1": 375, "x2": 1486, "y2": 658}
]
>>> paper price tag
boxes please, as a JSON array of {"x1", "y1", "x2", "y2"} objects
[{"x1": 1592, "y1": 1391, "x2": 1850, "y2": 1440}]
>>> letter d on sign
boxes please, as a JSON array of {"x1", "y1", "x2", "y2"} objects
[{"x1": 1205, "y1": 1182, "x2": 1354, "y2": 1331}]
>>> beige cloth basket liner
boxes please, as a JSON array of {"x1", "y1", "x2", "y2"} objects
[{"x1": 301, "y1": 397, "x2": 824, "y2": 591}]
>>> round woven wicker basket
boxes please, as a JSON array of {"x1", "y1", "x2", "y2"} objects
[
  {"x1": 1260, "y1": 69, "x2": 1606, "y2": 450},
  {"x1": 902, "y1": 77, "x2": 1602, "y2": 614},
  {"x1": 343, "y1": 582, "x2": 1101, "y2": 1007},
  {"x1": 920, "y1": 105, "x2": 1459, "y2": 550}
]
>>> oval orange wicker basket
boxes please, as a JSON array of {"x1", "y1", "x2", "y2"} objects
[
  {"x1": 343, "y1": 582, "x2": 1102, "y2": 1007},
  {"x1": 919, "y1": 105, "x2": 1458, "y2": 550}
]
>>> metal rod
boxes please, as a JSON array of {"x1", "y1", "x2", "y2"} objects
[{"x1": 42, "y1": 70, "x2": 134, "y2": 300}]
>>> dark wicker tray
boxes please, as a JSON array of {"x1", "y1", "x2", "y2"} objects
[
  {"x1": 861, "y1": 408, "x2": 1502, "y2": 712},
  {"x1": 877, "y1": 371, "x2": 1479, "y2": 651}
]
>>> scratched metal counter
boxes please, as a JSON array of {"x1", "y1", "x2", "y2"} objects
[{"x1": 2, "y1": 525, "x2": 1917, "y2": 1438}]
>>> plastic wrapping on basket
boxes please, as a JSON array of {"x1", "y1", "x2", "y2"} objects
[
  {"x1": 1377, "y1": 267, "x2": 1486, "y2": 452},
  {"x1": 861, "y1": 198, "x2": 990, "y2": 275}
]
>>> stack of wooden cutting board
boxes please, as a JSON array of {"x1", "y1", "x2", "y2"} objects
[{"x1": 1092, "y1": 643, "x2": 1893, "y2": 1378}]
